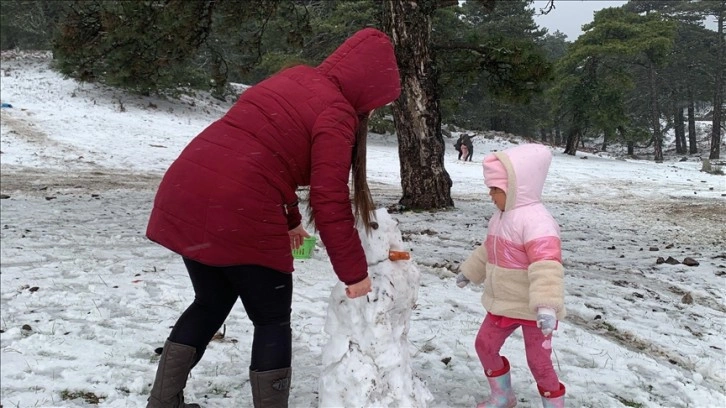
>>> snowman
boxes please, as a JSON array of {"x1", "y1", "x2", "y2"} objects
[{"x1": 318, "y1": 208, "x2": 433, "y2": 407}]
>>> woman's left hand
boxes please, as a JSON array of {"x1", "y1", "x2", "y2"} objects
[
  {"x1": 345, "y1": 277, "x2": 372, "y2": 299},
  {"x1": 288, "y1": 224, "x2": 310, "y2": 249}
]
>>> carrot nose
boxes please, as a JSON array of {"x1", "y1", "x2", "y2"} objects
[{"x1": 388, "y1": 250, "x2": 410, "y2": 261}]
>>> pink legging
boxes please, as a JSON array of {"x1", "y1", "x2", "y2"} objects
[{"x1": 475, "y1": 313, "x2": 560, "y2": 391}]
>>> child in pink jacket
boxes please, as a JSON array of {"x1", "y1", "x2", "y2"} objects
[{"x1": 456, "y1": 143, "x2": 566, "y2": 408}]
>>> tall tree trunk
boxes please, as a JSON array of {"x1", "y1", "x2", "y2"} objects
[
  {"x1": 677, "y1": 106, "x2": 686, "y2": 154},
  {"x1": 673, "y1": 106, "x2": 682, "y2": 154},
  {"x1": 617, "y1": 126, "x2": 633, "y2": 156},
  {"x1": 564, "y1": 126, "x2": 580, "y2": 155},
  {"x1": 381, "y1": 0, "x2": 453, "y2": 210},
  {"x1": 649, "y1": 61, "x2": 663, "y2": 162},
  {"x1": 710, "y1": 3, "x2": 724, "y2": 160},
  {"x1": 489, "y1": 99, "x2": 497, "y2": 130},
  {"x1": 674, "y1": 106, "x2": 686, "y2": 154},
  {"x1": 210, "y1": 52, "x2": 227, "y2": 101},
  {"x1": 555, "y1": 123, "x2": 562, "y2": 145},
  {"x1": 564, "y1": 109, "x2": 584, "y2": 155},
  {"x1": 688, "y1": 86, "x2": 698, "y2": 154}
]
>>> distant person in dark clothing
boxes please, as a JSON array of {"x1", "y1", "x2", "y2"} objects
[
  {"x1": 455, "y1": 134, "x2": 474, "y2": 161},
  {"x1": 460, "y1": 143, "x2": 469, "y2": 161}
]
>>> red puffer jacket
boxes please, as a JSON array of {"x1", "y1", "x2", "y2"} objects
[{"x1": 146, "y1": 28, "x2": 401, "y2": 285}]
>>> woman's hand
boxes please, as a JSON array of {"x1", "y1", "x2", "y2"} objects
[
  {"x1": 345, "y1": 276, "x2": 372, "y2": 299},
  {"x1": 288, "y1": 224, "x2": 310, "y2": 249}
]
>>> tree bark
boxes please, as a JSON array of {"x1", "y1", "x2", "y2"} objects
[
  {"x1": 615, "y1": 126, "x2": 635, "y2": 156},
  {"x1": 649, "y1": 61, "x2": 663, "y2": 162},
  {"x1": 564, "y1": 125, "x2": 581, "y2": 155},
  {"x1": 673, "y1": 109, "x2": 682, "y2": 154},
  {"x1": 381, "y1": 0, "x2": 453, "y2": 210},
  {"x1": 674, "y1": 105, "x2": 686, "y2": 154},
  {"x1": 710, "y1": 3, "x2": 724, "y2": 160},
  {"x1": 687, "y1": 85, "x2": 698, "y2": 154}
]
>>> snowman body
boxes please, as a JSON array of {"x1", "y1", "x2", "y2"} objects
[{"x1": 318, "y1": 208, "x2": 432, "y2": 407}]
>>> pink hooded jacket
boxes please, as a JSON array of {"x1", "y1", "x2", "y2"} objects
[{"x1": 461, "y1": 144, "x2": 566, "y2": 321}]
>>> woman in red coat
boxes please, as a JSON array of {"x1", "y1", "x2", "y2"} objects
[{"x1": 145, "y1": 28, "x2": 401, "y2": 408}]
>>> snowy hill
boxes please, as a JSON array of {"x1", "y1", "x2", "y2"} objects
[{"x1": 1, "y1": 51, "x2": 725, "y2": 407}]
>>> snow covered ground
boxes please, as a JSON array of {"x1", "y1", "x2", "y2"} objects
[{"x1": 1, "y1": 51, "x2": 725, "y2": 407}]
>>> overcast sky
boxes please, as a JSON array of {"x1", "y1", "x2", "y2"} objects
[{"x1": 532, "y1": 0, "x2": 628, "y2": 40}]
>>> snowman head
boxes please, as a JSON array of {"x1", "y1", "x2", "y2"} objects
[{"x1": 357, "y1": 208, "x2": 405, "y2": 263}]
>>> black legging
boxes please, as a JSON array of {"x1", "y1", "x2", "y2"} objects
[{"x1": 168, "y1": 258, "x2": 293, "y2": 372}]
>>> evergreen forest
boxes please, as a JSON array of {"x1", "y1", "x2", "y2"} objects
[{"x1": 1, "y1": 0, "x2": 723, "y2": 210}]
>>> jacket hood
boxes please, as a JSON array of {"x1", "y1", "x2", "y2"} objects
[
  {"x1": 316, "y1": 28, "x2": 401, "y2": 114},
  {"x1": 485, "y1": 144, "x2": 553, "y2": 211}
]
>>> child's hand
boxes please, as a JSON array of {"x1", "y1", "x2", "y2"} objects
[
  {"x1": 536, "y1": 307, "x2": 557, "y2": 336},
  {"x1": 456, "y1": 273, "x2": 470, "y2": 288}
]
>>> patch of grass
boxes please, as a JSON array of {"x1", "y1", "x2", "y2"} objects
[
  {"x1": 599, "y1": 321, "x2": 618, "y2": 332},
  {"x1": 616, "y1": 395, "x2": 644, "y2": 407},
  {"x1": 60, "y1": 390, "x2": 105, "y2": 404}
]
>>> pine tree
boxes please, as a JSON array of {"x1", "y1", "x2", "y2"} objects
[
  {"x1": 53, "y1": 0, "x2": 216, "y2": 95},
  {"x1": 0, "y1": 0, "x2": 66, "y2": 50},
  {"x1": 555, "y1": 7, "x2": 676, "y2": 159}
]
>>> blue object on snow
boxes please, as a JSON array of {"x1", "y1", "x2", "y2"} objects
[{"x1": 1, "y1": 103, "x2": 12, "y2": 108}]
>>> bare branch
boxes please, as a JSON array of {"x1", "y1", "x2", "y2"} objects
[{"x1": 538, "y1": 0, "x2": 555, "y2": 16}]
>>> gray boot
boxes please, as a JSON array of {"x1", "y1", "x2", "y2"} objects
[
  {"x1": 538, "y1": 382, "x2": 566, "y2": 408},
  {"x1": 478, "y1": 356, "x2": 516, "y2": 408},
  {"x1": 249, "y1": 367, "x2": 291, "y2": 408},
  {"x1": 147, "y1": 340, "x2": 200, "y2": 408}
]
